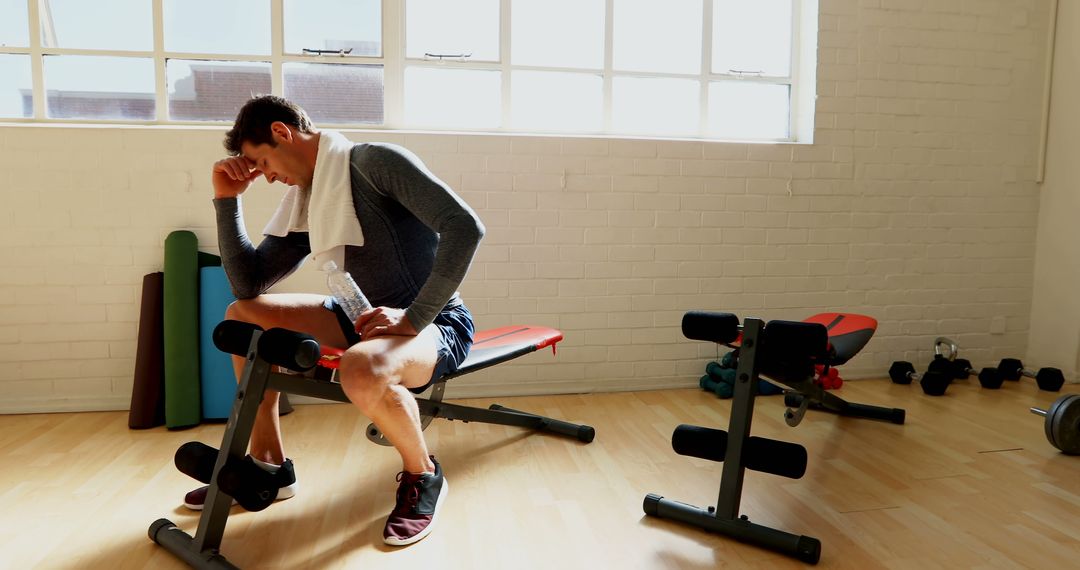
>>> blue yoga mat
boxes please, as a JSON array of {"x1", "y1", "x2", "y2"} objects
[{"x1": 199, "y1": 266, "x2": 237, "y2": 420}]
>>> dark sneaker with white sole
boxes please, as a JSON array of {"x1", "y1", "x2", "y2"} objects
[
  {"x1": 183, "y1": 458, "x2": 299, "y2": 511},
  {"x1": 383, "y1": 456, "x2": 447, "y2": 546}
]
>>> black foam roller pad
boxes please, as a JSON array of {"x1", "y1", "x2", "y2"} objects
[
  {"x1": 671, "y1": 424, "x2": 808, "y2": 479},
  {"x1": 212, "y1": 320, "x2": 264, "y2": 358},
  {"x1": 672, "y1": 424, "x2": 729, "y2": 462},
  {"x1": 762, "y1": 320, "x2": 829, "y2": 361},
  {"x1": 257, "y1": 328, "x2": 321, "y2": 372},
  {"x1": 682, "y1": 311, "x2": 740, "y2": 344},
  {"x1": 745, "y1": 436, "x2": 808, "y2": 479},
  {"x1": 175, "y1": 441, "x2": 218, "y2": 484}
]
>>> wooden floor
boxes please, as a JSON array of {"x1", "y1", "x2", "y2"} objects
[{"x1": 0, "y1": 379, "x2": 1077, "y2": 569}]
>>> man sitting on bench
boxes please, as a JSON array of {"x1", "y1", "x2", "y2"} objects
[{"x1": 202, "y1": 95, "x2": 484, "y2": 547}]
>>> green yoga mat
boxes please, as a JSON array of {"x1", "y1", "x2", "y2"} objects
[{"x1": 164, "y1": 231, "x2": 202, "y2": 429}]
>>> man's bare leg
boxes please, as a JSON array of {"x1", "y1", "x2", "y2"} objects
[
  {"x1": 337, "y1": 329, "x2": 441, "y2": 474},
  {"x1": 225, "y1": 293, "x2": 348, "y2": 464}
]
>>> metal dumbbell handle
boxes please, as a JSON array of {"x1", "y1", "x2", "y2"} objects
[{"x1": 1030, "y1": 406, "x2": 1047, "y2": 417}]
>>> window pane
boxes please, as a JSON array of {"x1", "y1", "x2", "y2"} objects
[
  {"x1": 613, "y1": 0, "x2": 702, "y2": 74},
  {"x1": 44, "y1": 55, "x2": 154, "y2": 120},
  {"x1": 284, "y1": 63, "x2": 383, "y2": 124},
  {"x1": 512, "y1": 0, "x2": 603, "y2": 69},
  {"x1": 168, "y1": 60, "x2": 271, "y2": 122},
  {"x1": 284, "y1": 0, "x2": 381, "y2": 57},
  {"x1": 0, "y1": 54, "x2": 31, "y2": 118},
  {"x1": 43, "y1": 0, "x2": 152, "y2": 50},
  {"x1": 164, "y1": 0, "x2": 270, "y2": 55},
  {"x1": 1, "y1": 0, "x2": 29, "y2": 46},
  {"x1": 713, "y1": 0, "x2": 792, "y2": 76},
  {"x1": 612, "y1": 76, "x2": 699, "y2": 137},
  {"x1": 404, "y1": 67, "x2": 500, "y2": 129},
  {"x1": 406, "y1": 0, "x2": 499, "y2": 62},
  {"x1": 708, "y1": 82, "x2": 789, "y2": 140},
  {"x1": 511, "y1": 71, "x2": 602, "y2": 133}
]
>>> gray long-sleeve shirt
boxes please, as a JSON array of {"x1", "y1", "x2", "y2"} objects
[{"x1": 213, "y1": 142, "x2": 485, "y2": 330}]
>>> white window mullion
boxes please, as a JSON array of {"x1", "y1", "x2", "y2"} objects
[
  {"x1": 603, "y1": 0, "x2": 614, "y2": 132},
  {"x1": 27, "y1": 0, "x2": 45, "y2": 119},
  {"x1": 152, "y1": 0, "x2": 166, "y2": 123},
  {"x1": 789, "y1": 0, "x2": 801, "y2": 141},
  {"x1": 500, "y1": 0, "x2": 511, "y2": 131},
  {"x1": 271, "y1": 0, "x2": 283, "y2": 95},
  {"x1": 700, "y1": 0, "x2": 712, "y2": 138},
  {"x1": 384, "y1": 0, "x2": 404, "y2": 128}
]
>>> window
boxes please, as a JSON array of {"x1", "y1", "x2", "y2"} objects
[{"x1": 0, "y1": 0, "x2": 815, "y2": 142}]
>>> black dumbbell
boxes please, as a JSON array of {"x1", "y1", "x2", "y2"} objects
[
  {"x1": 977, "y1": 367, "x2": 1004, "y2": 389},
  {"x1": 946, "y1": 359, "x2": 1007, "y2": 388},
  {"x1": 889, "y1": 361, "x2": 951, "y2": 396},
  {"x1": 997, "y1": 358, "x2": 1065, "y2": 392},
  {"x1": 1030, "y1": 394, "x2": 1080, "y2": 455},
  {"x1": 947, "y1": 358, "x2": 975, "y2": 379}
]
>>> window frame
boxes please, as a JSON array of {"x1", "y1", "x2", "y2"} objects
[{"x1": 0, "y1": 0, "x2": 807, "y2": 143}]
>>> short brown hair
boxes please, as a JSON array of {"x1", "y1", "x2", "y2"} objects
[{"x1": 224, "y1": 95, "x2": 314, "y2": 155}]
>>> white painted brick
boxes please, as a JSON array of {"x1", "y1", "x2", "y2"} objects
[
  {"x1": 537, "y1": 156, "x2": 587, "y2": 174},
  {"x1": 535, "y1": 263, "x2": 586, "y2": 279},
  {"x1": 612, "y1": 175, "x2": 659, "y2": 193},
  {"x1": 607, "y1": 211, "x2": 655, "y2": 228},
  {"x1": 487, "y1": 191, "x2": 536, "y2": 210},
  {"x1": 487, "y1": 155, "x2": 538, "y2": 173},
  {"x1": 565, "y1": 174, "x2": 612, "y2": 191},
  {"x1": 609, "y1": 246, "x2": 655, "y2": 262},
  {"x1": 634, "y1": 159, "x2": 681, "y2": 176},
  {"x1": 458, "y1": 135, "x2": 511, "y2": 154},
  {"x1": 586, "y1": 157, "x2": 636, "y2": 175},
  {"x1": 535, "y1": 229, "x2": 586, "y2": 245},
  {"x1": 561, "y1": 138, "x2": 609, "y2": 156},
  {"x1": 508, "y1": 209, "x2": 557, "y2": 227},
  {"x1": 461, "y1": 173, "x2": 513, "y2": 191}
]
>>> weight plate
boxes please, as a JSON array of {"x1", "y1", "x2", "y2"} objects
[
  {"x1": 1044, "y1": 395, "x2": 1070, "y2": 449},
  {"x1": 1050, "y1": 394, "x2": 1080, "y2": 454}
]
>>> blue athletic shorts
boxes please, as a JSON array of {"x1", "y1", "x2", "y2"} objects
[{"x1": 323, "y1": 298, "x2": 475, "y2": 393}]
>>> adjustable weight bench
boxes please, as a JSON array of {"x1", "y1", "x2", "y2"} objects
[
  {"x1": 150, "y1": 321, "x2": 595, "y2": 570},
  {"x1": 644, "y1": 311, "x2": 906, "y2": 564}
]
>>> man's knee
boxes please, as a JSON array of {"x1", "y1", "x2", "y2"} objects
[
  {"x1": 225, "y1": 298, "x2": 261, "y2": 323},
  {"x1": 338, "y1": 349, "x2": 392, "y2": 409}
]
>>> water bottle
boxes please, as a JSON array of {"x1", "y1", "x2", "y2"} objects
[{"x1": 322, "y1": 260, "x2": 371, "y2": 322}]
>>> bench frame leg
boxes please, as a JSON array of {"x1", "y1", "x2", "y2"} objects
[{"x1": 645, "y1": 319, "x2": 822, "y2": 563}]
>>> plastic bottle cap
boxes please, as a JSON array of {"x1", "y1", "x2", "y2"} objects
[{"x1": 322, "y1": 261, "x2": 338, "y2": 272}]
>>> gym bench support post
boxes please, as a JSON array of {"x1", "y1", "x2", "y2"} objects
[
  {"x1": 644, "y1": 318, "x2": 822, "y2": 564},
  {"x1": 149, "y1": 329, "x2": 269, "y2": 570}
]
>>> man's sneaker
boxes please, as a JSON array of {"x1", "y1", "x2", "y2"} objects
[
  {"x1": 182, "y1": 458, "x2": 299, "y2": 511},
  {"x1": 383, "y1": 456, "x2": 448, "y2": 546}
]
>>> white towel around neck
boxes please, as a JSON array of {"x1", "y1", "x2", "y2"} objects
[{"x1": 262, "y1": 130, "x2": 365, "y2": 266}]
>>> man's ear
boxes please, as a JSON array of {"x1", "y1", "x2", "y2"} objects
[{"x1": 270, "y1": 121, "x2": 293, "y2": 143}]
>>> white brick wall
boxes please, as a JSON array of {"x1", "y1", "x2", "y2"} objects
[{"x1": 0, "y1": 0, "x2": 1053, "y2": 413}]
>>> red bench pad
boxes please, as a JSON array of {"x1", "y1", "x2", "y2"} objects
[{"x1": 317, "y1": 325, "x2": 563, "y2": 379}]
